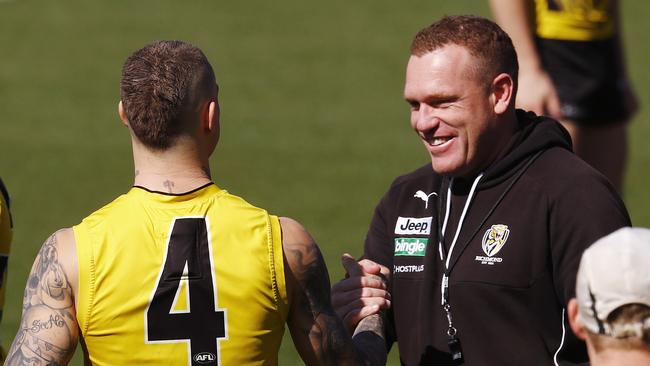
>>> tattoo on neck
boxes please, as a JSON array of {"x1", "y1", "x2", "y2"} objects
[
  {"x1": 163, "y1": 180, "x2": 175, "y2": 193},
  {"x1": 135, "y1": 170, "x2": 140, "y2": 177},
  {"x1": 202, "y1": 165, "x2": 211, "y2": 178}
]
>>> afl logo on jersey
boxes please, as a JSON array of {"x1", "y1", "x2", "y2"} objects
[
  {"x1": 194, "y1": 352, "x2": 216, "y2": 364},
  {"x1": 482, "y1": 224, "x2": 510, "y2": 257}
]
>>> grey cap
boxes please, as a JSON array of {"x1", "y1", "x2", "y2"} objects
[{"x1": 576, "y1": 227, "x2": 650, "y2": 338}]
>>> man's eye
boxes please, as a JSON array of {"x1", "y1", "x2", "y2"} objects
[{"x1": 408, "y1": 101, "x2": 420, "y2": 111}]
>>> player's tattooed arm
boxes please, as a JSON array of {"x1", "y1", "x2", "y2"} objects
[
  {"x1": 281, "y1": 217, "x2": 375, "y2": 366},
  {"x1": 5, "y1": 229, "x2": 79, "y2": 366},
  {"x1": 352, "y1": 314, "x2": 387, "y2": 365}
]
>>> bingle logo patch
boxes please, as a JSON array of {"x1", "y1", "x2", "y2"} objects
[
  {"x1": 394, "y1": 217, "x2": 433, "y2": 235},
  {"x1": 394, "y1": 238, "x2": 428, "y2": 256}
]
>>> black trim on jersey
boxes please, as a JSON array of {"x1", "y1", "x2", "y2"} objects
[
  {"x1": 0, "y1": 178, "x2": 10, "y2": 208},
  {"x1": 547, "y1": 0, "x2": 560, "y2": 11},
  {"x1": 0, "y1": 178, "x2": 13, "y2": 228},
  {"x1": 133, "y1": 182, "x2": 215, "y2": 196}
]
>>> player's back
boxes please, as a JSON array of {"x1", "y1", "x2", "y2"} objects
[{"x1": 73, "y1": 183, "x2": 288, "y2": 366}]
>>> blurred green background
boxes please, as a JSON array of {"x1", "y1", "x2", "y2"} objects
[{"x1": 1, "y1": 0, "x2": 648, "y2": 364}]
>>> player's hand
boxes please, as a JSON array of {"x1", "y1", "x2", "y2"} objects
[
  {"x1": 331, "y1": 254, "x2": 391, "y2": 334},
  {"x1": 516, "y1": 67, "x2": 562, "y2": 119}
]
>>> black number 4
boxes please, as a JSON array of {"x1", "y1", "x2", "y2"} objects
[{"x1": 146, "y1": 217, "x2": 227, "y2": 366}]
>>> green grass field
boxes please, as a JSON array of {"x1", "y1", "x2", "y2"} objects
[{"x1": 1, "y1": 1, "x2": 649, "y2": 364}]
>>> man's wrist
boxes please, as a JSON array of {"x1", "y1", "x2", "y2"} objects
[{"x1": 352, "y1": 313, "x2": 387, "y2": 366}]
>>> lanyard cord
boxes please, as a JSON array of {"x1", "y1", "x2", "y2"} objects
[
  {"x1": 438, "y1": 180, "x2": 453, "y2": 261},
  {"x1": 439, "y1": 173, "x2": 483, "y2": 305}
]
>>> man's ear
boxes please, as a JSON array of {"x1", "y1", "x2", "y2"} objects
[
  {"x1": 491, "y1": 73, "x2": 514, "y2": 115},
  {"x1": 206, "y1": 99, "x2": 219, "y2": 132},
  {"x1": 568, "y1": 298, "x2": 588, "y2": 341},
  {"x1": 118, "y1": 101, "x2": 129, "y2": 127}
]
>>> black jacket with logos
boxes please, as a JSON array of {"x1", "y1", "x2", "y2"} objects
[{"x1": 364, "y1": 110, "x2": 630, "y2": 366}]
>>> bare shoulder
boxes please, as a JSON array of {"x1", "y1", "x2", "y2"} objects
[
  {"x1": 51, "y1": 228, "x2": 79, "y2": 298},
  {"x1": 279, "y1": 217, "x2": 327, "y2": 296},
  {"x1": 4, "y1": 228, "x2": 80, "y2": 365},
  {"x1": 279, "y1": 216, "x2": 322, "y2": 290},
  {"x1": 279, "y1": 217, "x2": 313, "y2": 247}
]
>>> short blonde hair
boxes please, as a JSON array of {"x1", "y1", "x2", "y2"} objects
[{"x1": 587, "y1": 304, "x2": 650, "y2": 352}]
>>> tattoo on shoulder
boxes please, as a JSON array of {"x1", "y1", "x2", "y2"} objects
[{"x1": 5, "y1": 232, "x2": 78, "y2": 366}]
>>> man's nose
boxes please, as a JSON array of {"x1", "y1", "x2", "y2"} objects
[{"x1": 414, "y1": 105, "x2": 438, "y2": 131}]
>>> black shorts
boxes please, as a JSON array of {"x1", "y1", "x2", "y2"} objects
[{"x1": 536, "y1": 37, "x2": 630, "y2": 125}]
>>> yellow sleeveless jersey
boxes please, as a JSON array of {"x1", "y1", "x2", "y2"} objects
[
  {"x1": 534, "y1": 0, "x2": 615, "y2": 40},
  {"x1": 73, "y1": 183, "x2": 289, "y2": 366}
]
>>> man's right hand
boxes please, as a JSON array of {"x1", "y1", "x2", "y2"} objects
[
  {"x1": 331, "y1": 254, "x2": 391, "y2": 333},
  {"x1": 516, "y1": 67, "x2": 562, "y2": 119}
]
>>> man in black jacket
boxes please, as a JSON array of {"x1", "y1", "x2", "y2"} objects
[{"x1": 332, "y1": 16, "x2": 630, "y2": 366}]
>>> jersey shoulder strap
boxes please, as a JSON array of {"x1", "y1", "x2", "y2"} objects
[{"x1": 0, "y1": 178, "x2": 10, "y2": 208}]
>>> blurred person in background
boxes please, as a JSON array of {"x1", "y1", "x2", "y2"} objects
[
  {"x1": 490, "y1": 0, "x2": 638, "y2": 192},
  {"x1": 0, "y1": 177, "x2": 12, "y2": 362},
  {"x1": 568, "y1": 227, "x2": 650, "y2": 365}
]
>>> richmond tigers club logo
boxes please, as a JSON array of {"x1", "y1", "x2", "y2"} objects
[{"x1": 482, "y1": 224, "x2": 510, "y2": 257}]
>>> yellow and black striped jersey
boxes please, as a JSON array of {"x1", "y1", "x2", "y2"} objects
[
  {"x1": 73, "y1": 183, "x2": 288, "y2": 365},
  {"x1": 534, "y1": 0, "x2": 615, "y2": 40}
]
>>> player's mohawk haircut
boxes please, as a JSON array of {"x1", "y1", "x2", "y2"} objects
[{"x1": 120, "y1": 40, "x2": 215, "y2": 150}]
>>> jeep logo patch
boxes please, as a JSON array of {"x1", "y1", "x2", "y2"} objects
[
  {"x1": 394, "y1": 216, "x2": 432, "y2": 235},
  {"x1": 394, "y1": 238, "x2": 428, "y2": 256}
]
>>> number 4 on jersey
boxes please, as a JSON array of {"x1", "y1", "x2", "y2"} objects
[{"x1": 146, "y1": 217, "x2": 227, "y2": 366}]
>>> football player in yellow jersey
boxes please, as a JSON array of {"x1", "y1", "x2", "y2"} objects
[
  {"x1": 5, "y1": 41, "x2": 387, "y2": 366},
  {"x1": 0, "y1": 178, "x2": 12, "y2": 362},
  {"x1": 490, "y1": 0, "x2": 638, "y2": 192}
]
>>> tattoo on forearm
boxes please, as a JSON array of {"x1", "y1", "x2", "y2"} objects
[
  {"x1": 5, "y1": 232, "x2": 78, "y2": 366},
  {"x1": 353, "y1": 314, "x2": 387, "y2": 366},
  {"x1": 287, "y1": 240, "x2": 363, "y2": 365},
  {"x1": 354, "y1": 314, "x2": 384, "y2": 338}
]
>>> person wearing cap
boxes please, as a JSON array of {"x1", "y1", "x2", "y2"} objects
[{"x1": 568, "y1": 227, "x2": 650, "y2": 365}]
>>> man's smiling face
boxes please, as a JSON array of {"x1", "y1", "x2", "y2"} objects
[{"x1": 404, "y1": 44, "x2": 503, "y2": 177}]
